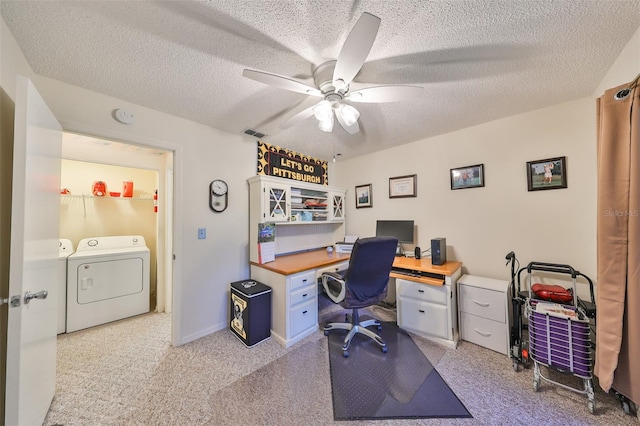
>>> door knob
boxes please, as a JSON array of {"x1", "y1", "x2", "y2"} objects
[{"x1": 24, "y1": 290, "x2": 48, "y2": 304}]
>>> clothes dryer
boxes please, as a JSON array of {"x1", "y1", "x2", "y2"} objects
[
  {"x1": 66, "y1": 235, "x2": 150, "y2": 333},
  {"x1": 58, "y1": 239, "x2": 74, "y2": 334}
]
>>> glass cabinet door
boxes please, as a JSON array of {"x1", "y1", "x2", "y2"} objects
[
  {"x1": 265, "y1": 184, "x2": 289, "y2": 221},
  {"x1": 331, "y1": 192, "x2": 345, "y2": 221}
]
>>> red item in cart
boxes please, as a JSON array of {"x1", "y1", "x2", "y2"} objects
[{"x1": 531, "y1": 283, "x2": 573, "y2": 304}]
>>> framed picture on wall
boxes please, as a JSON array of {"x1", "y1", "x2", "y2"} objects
[
  {"x1": 526, "y1": 156, "x2": 567, "y2": 191},
  {"x1": 355, "y1": 184, "x2": 372, "y2": 208},
  {"x1": 389, "y1": 174, "x2": 417, "y2": 198},
  {"x1": 450, "y1": 164, "x2": 485, "y2": 190}
]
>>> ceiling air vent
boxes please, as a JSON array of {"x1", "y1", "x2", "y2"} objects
[{"x1": 244, "y1": 129, "x2": 266, "y2": 139}]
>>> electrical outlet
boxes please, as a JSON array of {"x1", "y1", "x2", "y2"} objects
[{"x1": 198, "y1": 228, "x2": 206, "y2": 239}]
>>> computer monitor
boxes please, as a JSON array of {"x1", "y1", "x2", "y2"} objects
[{"x1": 375, "y1": 220, "x2": 414, "y2": 244}]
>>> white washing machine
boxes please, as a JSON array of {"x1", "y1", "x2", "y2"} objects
[
  {"x1": 58, "y1": 239, "x2": 75, "y2": 334},
  {"x1": 66, "y1": 235, "x2": 150, "y2": 333}
]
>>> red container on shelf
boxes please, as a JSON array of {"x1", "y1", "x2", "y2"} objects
[
  {"x1": 92, "y1": 181, "x2": 106, "y2": 197},
  {"x1": 123, "y1": 181, "x2": 134, "y2": 198}
]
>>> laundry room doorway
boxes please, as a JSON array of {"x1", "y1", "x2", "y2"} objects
[{"x1": 60, "y1": 132, "x2": 174, "y2": 323}]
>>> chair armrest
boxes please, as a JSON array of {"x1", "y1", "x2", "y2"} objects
[
  {"x1": 322, "y1": 271, "x2": 346, "y2": 303},
  {"x1": 321, "y1": 271, "x2": 345, "y2": 286}
]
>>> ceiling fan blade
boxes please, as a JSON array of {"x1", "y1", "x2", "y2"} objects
[
  {"x1": 333, "y1": 12, "x2": 381, "y2": 86},
  {"x1": 243, "y1": 69, "x2": 322, "y2": 97},
  {"x1": 335, "y1": 109, "x2": 360, "y2": 135},
  {"x1": 279, "y1": 105, "x2": 316, "y2": 129},
  {"x1": 346, "y1": 85, "x2": 424, "y2": 103}
]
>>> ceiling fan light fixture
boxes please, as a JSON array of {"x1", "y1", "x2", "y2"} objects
[
  {"x1": 313, "y1": 100, "x2": 333, "y2": 121},
  {"x1": 337, "y1": 103, "x2": 360, "y2": 126},
  {"x1": 318, "y1": 115, "x2": 334, "y2": 132},
  {"x1": 333, "y1": 78, "x2": 347, "y2": 93}
]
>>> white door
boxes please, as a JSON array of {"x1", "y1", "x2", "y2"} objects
[{"x1": 5, "y1": 76, "x2": 62, "y2": 425}]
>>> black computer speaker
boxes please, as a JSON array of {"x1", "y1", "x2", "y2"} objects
[
  {"x1": 431, "y1": 238, "x2": 447, "y2": 265},
  {"x1": 414, "y1": 246, "x2": 421, "y2": 259}
]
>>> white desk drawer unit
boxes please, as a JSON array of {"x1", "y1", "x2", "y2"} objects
[
  {"x1": 288, "y1": 270, "x2": 317, "y2": 337},
  {"x1": 290, "y1": 270, "x2": 316, "y2": 291},
  {"x1": 397, "y1": 279, "x2": 448, "y2": 305},
  {"x1": 458, "y1": 274, "x2": 510, "y2": 356},
  {"x1": 397, "y1": 297, "x2": 449, "y2": 339},
  {"x1": 249, "y1": 266, "x2": 320, "y2": 348},
  {"x1": 396, "y1": 275, "x2": 459, "y2": 346},
  {"x1": 290, "y1": 299, "x2": 317, "y2": 337}
]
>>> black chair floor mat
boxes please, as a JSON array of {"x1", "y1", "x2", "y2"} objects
[{"x1": 326, "y1": 319, "x2": 472, "y2": 420}]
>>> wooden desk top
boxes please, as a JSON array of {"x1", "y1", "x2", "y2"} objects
[
  {"x1": 249, "y1": 249, "x2": 350, "y2": 275},
  {"x1": 250, "y1": 249, "x2": 462, "y2": 280}
]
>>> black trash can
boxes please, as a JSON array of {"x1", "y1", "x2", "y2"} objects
[{"x1": 230, "y1": 280, "x2": 272, "y2": 347}]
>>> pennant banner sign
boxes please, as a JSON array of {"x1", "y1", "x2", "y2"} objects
[{"x1": 257, "y1": 141, "x2": 328, "y2": 185}]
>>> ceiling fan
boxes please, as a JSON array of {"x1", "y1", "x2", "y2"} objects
[{"x1": 242, "y1": 12, "x2": 423, "y2": 135}]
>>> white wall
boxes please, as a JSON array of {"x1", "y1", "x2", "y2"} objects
[
  {"x1": 335, "y1": 98, "x2": 595, "y2": 279},
  {"x1": 334, "y1": 26, "x2": 640, "y2": 296},
  {"x1": 1, "y1": 15, "x2": 257, "y2": 345}
]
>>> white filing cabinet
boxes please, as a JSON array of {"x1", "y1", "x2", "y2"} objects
[{"x1": 458, "y1": 274, "x2": 510, "y2": 355}]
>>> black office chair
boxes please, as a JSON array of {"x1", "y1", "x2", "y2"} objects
[{"x1": 322, "y1": 236, "x2": 398, "y2": 357}]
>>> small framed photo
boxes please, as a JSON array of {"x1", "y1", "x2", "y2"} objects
[
  {"x1": 355, "y1": 184, "x2": 372, "y2": 208},
  {"x1": 389, "y1": 174, "x2": 417, "y2": 198},
  {"x1": 450, "y1": 164, "x2": 485, "y2": 190},
  {"x1": 527, "y1": 156, "x2": 567, "y2": 191}
]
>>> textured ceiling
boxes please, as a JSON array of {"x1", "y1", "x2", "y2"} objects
[{"x1": 2, "y1": 0, "x2": 639, "y2": 161}]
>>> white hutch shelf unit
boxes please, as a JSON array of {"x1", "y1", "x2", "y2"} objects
[{"x1": 248, "y1": 175, "x2": 346, "y2": 262}]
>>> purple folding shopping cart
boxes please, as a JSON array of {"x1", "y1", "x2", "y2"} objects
[{"x1": 526, "y1": 263, "x2": 595, "y2": 414}]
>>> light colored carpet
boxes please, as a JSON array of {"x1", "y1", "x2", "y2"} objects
[{"x1": 44, "y1": 294, "x2": 638, "y2": 425}]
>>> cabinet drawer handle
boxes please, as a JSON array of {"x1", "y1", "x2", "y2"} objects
[
  {"x1": 418, "y1": 289, "x2": 424, "y2": 293},
  {"x1": 474, "y1": 329, "x2": 491, "y2": 337},
  {"x1": 418, "y1": 309, "x2": 425, "y2": 313},
  {"x1": 473, "y1": 300, "x2": 490, "y2": 307},
  {"x1": 302, "y1": 279, "x2": 307, "y2": 283},
  {"x1": 302, "y1": 293, "x2": 308, "y2": 297},
  {"x1": 302, "y1": 310, "x2": 308, "y2": 314}
]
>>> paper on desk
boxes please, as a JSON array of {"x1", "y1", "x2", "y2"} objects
[{"x1": 344, "y1": 235, "x2": 358, "y2": 243}]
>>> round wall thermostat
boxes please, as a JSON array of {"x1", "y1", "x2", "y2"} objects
[{"x1": 114, "y1": 108, "x2": 135, "y2": 124}]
